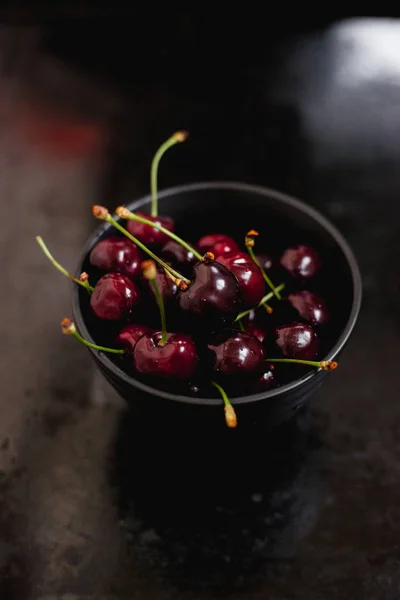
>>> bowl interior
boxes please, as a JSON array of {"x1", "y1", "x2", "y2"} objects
[{"x1": 74, "y1": 182, "x2": 361, "y2": 405}]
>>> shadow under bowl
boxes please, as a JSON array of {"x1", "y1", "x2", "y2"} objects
[{"x1": 72, "y1": 182, "x2": 362, "y2": 432}]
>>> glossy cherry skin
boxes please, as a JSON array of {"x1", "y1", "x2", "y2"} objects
[
  {"x1": 274, "y1": 322, "x2": 319, "y2": 360},
  {"x1": 255, "y1": 253, "x2": 273, "y2": 272},
  {"x1": 241, "y1": 309, "x2": 267, "y2": 343},
  {"x1": 197, "y1": 233, "x2": 239, "y2": 256},
  {"x1": 144, "y1": 268, "x2": 177, "y2": 302},
  {"x1": 211, "y1": 238, "x2": 240, "y2": 257},
  {"x1": 126, "y1": 211, "x2": 175, "y2": 247},
  {"x1": 178, "y1": 259, "x2": 242, "y2": 324},
  {"x1": 280, "y1": 245, "x2": 321, "y2": 280},
  {"x1": 288, "y1": 290, "x2": 329, "y2": 326},
  {"x1": 116, "y1": 324, "x2": 151, "y2": 352},
  {"x1": 216, "y1": 251, "x2": 265, "y2": 308},
  {"x1": 243, "y1": 322, "x2": 267, "y2": 344},
  {"x1": 161, "y1": 239, "x2": 197, "y2": 275},
  {"x1": 90, "y1": 273, "x2": 140, "y2": 320},
  {"x1": 253, "y1": 365, "x2": 275, "y2": 391},
  {"x1": 208, "y1": 329, "x2": 266, "y2": 378},
  {"x1": 89, "y1": 236, "x2": 141, "y2": 279},
  {"x1": 133, "y1": 331, "x2": 198, "y2": 380}
]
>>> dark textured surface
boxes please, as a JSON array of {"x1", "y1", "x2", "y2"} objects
[{"x1": 1, "y1": 17, "x2": 400, "y2": 599}]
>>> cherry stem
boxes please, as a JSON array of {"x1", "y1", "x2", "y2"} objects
[
  {"x1": 247, "y1": 244, "x2": 282, "y2": 300},
  {"x1": 61, "y1": 318, "x2": 125, "y2": 354},
  {"x1": 150, "y1": 280, "x2": 168, "y2": 345},
  {"x1": 163, "y1": 267, "x2": 189, "y2": 290},
  {"x1": 116, "y1": 206, "x2": 202, "y2": 261},
  {"x1": 36, "y1": 236, "x2": 94, "y2": 293},
  {"x1": 235, "y1": 283, "x2": 285, "y2": 322},
  {"x1": 211, "y1": 381, "x2": 237, "y2": 428},
  {"x1": 266, "y1": 358, "x2": 338, "y2": 371},
  {"x1": 238, "y1": 319, "x2": 245, "y2": 331},
  {"x1": 151, "y1": 131, "x2": 188, "y2": 217},
  {"x1": 93, "y1": 208, "x2": 190, "y2": 285},
  {"x1": 143, "y1": 260, "x2": 168, "y2": 346}
]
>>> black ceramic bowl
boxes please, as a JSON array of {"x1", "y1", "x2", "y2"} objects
[{"x1": 72, "y1": 182, "x2": 362, "y2": 432}]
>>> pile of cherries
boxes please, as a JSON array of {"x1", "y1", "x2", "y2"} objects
[{"x1": 37, "y1": 132, "x2": 337, "y2": 428}]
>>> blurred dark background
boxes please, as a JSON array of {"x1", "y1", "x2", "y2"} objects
[
  {"x1": 1, "y1": 9, "x2": 397, "y2": 193},
  {"x1": 1, "y1": 9, "x2": 400, "y2": 600}
]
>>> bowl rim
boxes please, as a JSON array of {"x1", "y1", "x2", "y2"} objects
[{"x1": 72, "y1": 181, "x2": 362, "y2": 406}]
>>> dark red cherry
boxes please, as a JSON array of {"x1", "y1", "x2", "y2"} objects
[
  {"x1": 241, "y1": 309, "x2": 267, "y2": 343},
  {"x1": 255, "y1": 253, "x2": 273, "y2": 272},
  {"x1": 288, "y1": 290, "x2": 329, "y2": 326},
  {"x1": 216, "y1": 251, "x2": 265, "y2": 308},
  {"x1": 126, "y1": 211, "x2": 174, "y2": 247},
  {"x1": 133, "y1": 331, "x2": 198, "y2": 380},
  {"x1": 208, "y1": 329, "x2": 266, "y2": 378},
  {"x1": 253, "y1": 365, "x2": 275, "y2": 391},
  {"x1": 116, "y1": 323, "x2": 151, "y2": 352},
  {"x1": 211, "y1": 238, "x2": 240, "y2": 257},
  {"x1": 243, "y1": 322, "x2": 267, "y2": 344},
  {"x1": 161, "y1": 239, "x2": 197, "y2": 275},
  {"x1": 90, "y1": 273, "x2": 140, "y2": 321},
  {"x1": 280, "y1": 245, "x2": 321, "y2": 280},
  {"x1": 197, "y1": 233, "x2": 239, "y2": 256},
  {"x1": 144, "y1": 268, "x2": 177, "y2": 301},
  {"x1": 89, "y1": 236, "x2": 141, "y2": 279},
  {"x1": 178, "y1": 258, "x2": 242, "y2": 325},
  {"x1": 274, "y1": 322, "x2": 319, "y2": 360}
]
